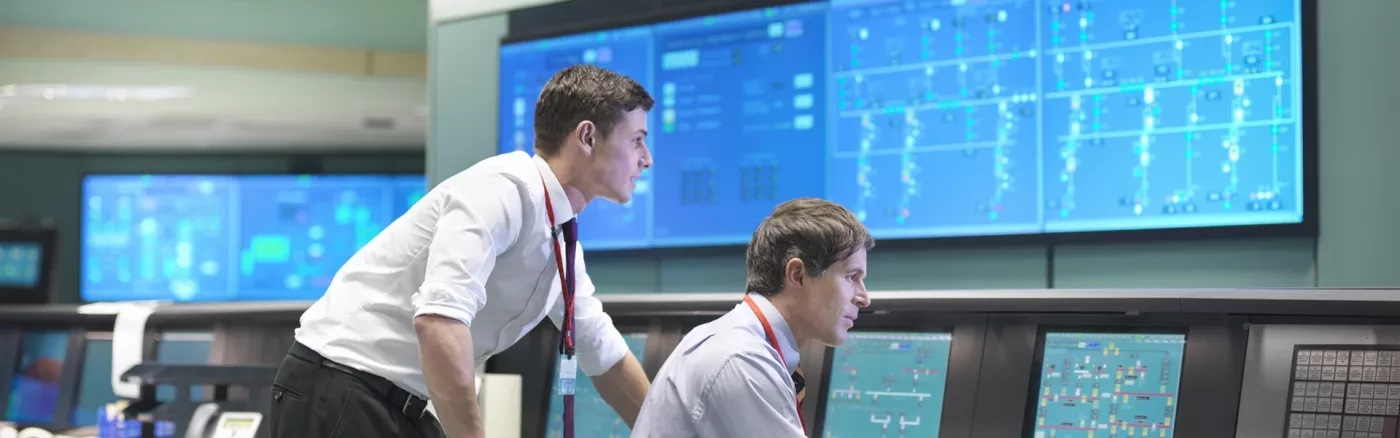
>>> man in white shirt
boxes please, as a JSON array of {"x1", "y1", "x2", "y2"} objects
[
  {"x1": 631, "y1": 198, "x2": 874, "y2": 437},
  {"x1": 268, "y1": 64, "x2": 655, "y2": 438}
]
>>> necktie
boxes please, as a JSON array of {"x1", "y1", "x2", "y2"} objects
[
  {"x1": 560, "y1": 218, "x2": 578, "y2": 438},
  {"x1": 562, "y1": 218, "x2": 578, "y2": 265},
  {"x1": 793, "y1": 367, "x2": 806, "y2": 403}
]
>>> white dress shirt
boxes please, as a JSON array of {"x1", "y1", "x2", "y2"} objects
[
  {"x1": 294, "y1": 151, "x2": 628, "y2": 399},
  {"x1": 631, "y1": 293, "x2": 805, "y2": 437}
]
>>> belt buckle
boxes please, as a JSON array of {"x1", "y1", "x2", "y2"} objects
[{"x1": 402, "y1": 395, "x2": 427, "y2": 418}]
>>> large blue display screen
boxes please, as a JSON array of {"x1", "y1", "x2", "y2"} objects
[
  {"x1": 81, "y1": 174, "x2": 425, "y2": 302},
  {"x1": 499, "y1": 0, "x2": 1308, "y2": 249}
]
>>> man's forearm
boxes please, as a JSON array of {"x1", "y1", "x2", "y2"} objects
[
  {"x1": 416, "y1": 314, "x2": 484, "y2": 438},
  {"x1": 591, "y1": 352, "x2": 650, "y2": 427}
]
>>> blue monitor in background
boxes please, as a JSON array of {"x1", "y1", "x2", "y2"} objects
[
  {"x1": 820, "y1": 331, "x2": 952, "y2": 438},
  {"x1": 1035, "y1": 0, "x2": 1305, "y2": 234},
  {"x1": 81, "y1": 174, "x2": 427, "y2": 303},
  {"x1": 544, "y1": 332, "x2": 648, "y2": 438},
  {"x1": 0, "y1": 242, "x2": 42, "y2": 289},
  {"x1": 5, "y1": 330, "x2": 70, "y2": 425},
  {"x1": 498, "y1": 0, "x2": 1312, "y2": 250},
  {"x1": 648, "y1": 2, "x2": 830, "y2": 246},
  {"x1": 1028, "y1": 331, "x2": 1187, "y2": 437},
  {"x1": 0, "y1": 240, "x2": 41, "y2": 288},
  {"x1": 0, "y1": 228, "x2": 58, "y2": 305},
  {"x1": 826, "y1": 0, "x2": 1043, "y2": 237}
]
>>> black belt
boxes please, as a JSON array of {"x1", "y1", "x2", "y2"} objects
[{"x1": 289, "y1": 342, "x2": 431, "y2": 419}]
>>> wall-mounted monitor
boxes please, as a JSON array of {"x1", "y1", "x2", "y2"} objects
[
  {"x1": 499, "y1": 0, "x2": 1314, "y2": 251},
  {"x1": 81, "y1": 174, "x2": 426, "y2": 302},
  {"x1": 819, "y1": 330, "x2": 953, "y2": 437},
  {"x1": 1026, "y1": 330, "x2": 1187, "y2": 438},
  {"x1": 0, "y1": 228, "x2": 58, "y2": 304},
  {"x1": 544, "y1": 332, "x2": 649, "y2": 437}
]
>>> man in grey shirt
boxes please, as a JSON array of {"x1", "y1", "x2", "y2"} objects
[{"x1": 632, "y1": 198, "x2": 874, "y2": 437}]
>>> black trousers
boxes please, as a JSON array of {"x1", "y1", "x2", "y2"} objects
[{"x1": 269, "y1": 342, "x2": 445, "y2": 438}]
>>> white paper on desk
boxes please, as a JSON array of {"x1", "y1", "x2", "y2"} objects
[{"x1": 112, "y1": 302, "x2": 160, "y2": 398}]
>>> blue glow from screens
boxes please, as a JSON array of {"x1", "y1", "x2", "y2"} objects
[
  {"x1": 545, "y1": 333, "x2": 648, "y2": 437},
  {"x1": 821, "y1": 331, "x2": 952, "y2": 437},
  {"x1": 1032, "y1": 332, "x2": 1187, "y2": 437},
  {"x1": 498, "y1": 0, "x2": 1306, "y2": 250},
  {"x1": 0, "y1": 242, "x2": 42, "y2": 288},
  {"x1": 81, "y1": 174, "x2": 426, "y2": 302},
  {"x1": 7, "y1": 330, "x2": 69, "y2": 425}
]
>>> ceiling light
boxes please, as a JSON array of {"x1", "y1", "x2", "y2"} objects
[{"x1": 0, "y1": 84, "x2": 192, "y2": 102}]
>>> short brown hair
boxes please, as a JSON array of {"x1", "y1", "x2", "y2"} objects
[
  {"x1": 745, "y1": 198, "x2": 874, "y2": 297},
  {"x1": 533, "y1": 64, "x2": 654, "y2": 156}
]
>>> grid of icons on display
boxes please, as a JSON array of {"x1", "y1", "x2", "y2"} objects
[{"x1": 1285, "y1": 346, "x2": 1400, "y2": 438}]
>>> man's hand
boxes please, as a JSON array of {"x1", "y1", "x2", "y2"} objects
[
  {"x1": 416, "y1": 314, "x2": 484, "y2": 438},
  {"x1": 591, "y1": 352, "x2": 650, "y2": 427}
]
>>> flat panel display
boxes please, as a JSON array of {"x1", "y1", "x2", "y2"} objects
[
  {"x1": 820, "y1": 331, "x2": 953, "y2": 437},
  {"x1": 71, "y1": 338, "x2": 113, "y2": 427},
  {"x1": 1029, "y1": 331, "x2": 1187, "y2": 438},
  {"x1": 0, "y1": 242, "x2": 42, "y2": 288},
  {"x1": 499, "y1": 0, "x2": 1311, "y2": 250},
  {"x1": 81, "y1": 174, "x2": 426, "y2": 302},
  {"x1": 5, "y1": 330, "x2": 70, "y2": 425}
]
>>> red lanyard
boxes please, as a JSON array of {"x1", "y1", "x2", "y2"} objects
[
  {"x1": 542, "y1": 172, "x2": 578, "y2": 438},
  {"x1": 541, "y1": 173, "x2": 575, "y2": 354},
  {"x1": 743, "y1": 294, "x2": 807, "y2": 434}
]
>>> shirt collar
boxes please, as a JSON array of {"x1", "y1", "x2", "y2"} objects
[
  {"x1": 742, "y1": 292, "x2": 801, "y2": 374},
  {"x1": 531, "y1": 153, "x2": 576, "y2": 225}
]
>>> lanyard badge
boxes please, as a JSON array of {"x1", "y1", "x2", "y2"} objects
[
  {"x1": 540, "y1": 169, "x2": 581, "y2": 438},
  {"x1": 557, "y1": 355, "x2": 578, "y2": 395},
  {"x1": 540, "y1": 170, "x2": 579, "y2": 398}
]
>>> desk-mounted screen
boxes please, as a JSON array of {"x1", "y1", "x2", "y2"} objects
[
  {"x1": 1028, "y1": 331, "x2": 1187, "y2": 438},
  {"x1": 499, "y1": 0, "x2": 1313, "y2": 250},
  {"x1": 4, "y1": 330, "x2": 70, "y2": 425},
  {"x1": 820, "y1": 331, "x2": 953, "y2": 437},
  {"x1": 81, "y1": 174, "x2": 426, "y2": 302}
]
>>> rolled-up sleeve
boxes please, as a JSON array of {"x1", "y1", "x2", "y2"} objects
[
  {"x1": 412, "y1": 175, "x2": 522, "y2": 326},
  {"x1": 550, "y1": 242, "x2": 628, "y2": 377},
  {"x1": 694, "y1": 351, "x2": 805, "y2": 436}
]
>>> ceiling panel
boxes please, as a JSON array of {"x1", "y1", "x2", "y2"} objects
[
  {"x1": 0, "y1": 59, "x2": 427, "y2": 151},
  {"x1": 0, "y1": 0, "x2": 429, "y2": 51}
]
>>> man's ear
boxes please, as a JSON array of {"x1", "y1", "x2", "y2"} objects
[
  {"x1": 784, "y1": 258, "x2": 805, "y2": 288},
  {"x1": 573, "y1": 121, "x2": 596, "y2": 155}
]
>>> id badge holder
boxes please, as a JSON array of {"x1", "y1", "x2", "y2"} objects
[{"x1": 557, "y1": 355, "x2": 578, "y2": 395}]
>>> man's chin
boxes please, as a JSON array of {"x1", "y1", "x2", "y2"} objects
[
  {"x1": 823, "y1": 332, "x2": 848, "y2": 347},
  {"x1": 604, "y1": 190, "x2": 633, "y2": 205},
  {"x1": 599, "y1": 196, "x2": 629, "y2": 205}
]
